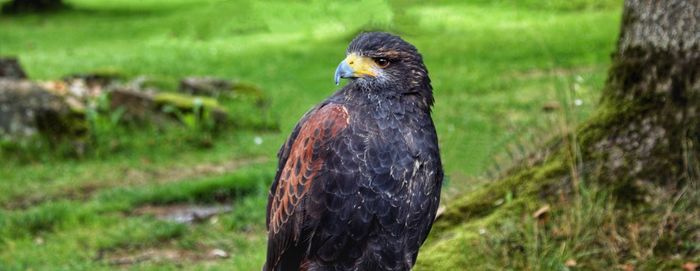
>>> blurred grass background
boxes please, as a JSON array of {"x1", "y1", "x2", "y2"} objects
[{"x1": 0, "y1": 0, "x2": 622, "y2": 269}]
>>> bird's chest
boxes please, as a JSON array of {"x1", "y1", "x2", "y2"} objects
[{"x1": 348, "y1": 103, "x2": 435, "y2": 182}]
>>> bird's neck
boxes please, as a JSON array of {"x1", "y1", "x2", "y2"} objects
[{"x1": 339, "y1": 82, "x2": 434, "y2": 113}]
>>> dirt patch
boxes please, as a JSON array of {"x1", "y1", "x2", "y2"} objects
[
  {"x1": 4, "y1": 156, "x2": 268, "y2": 209},
  {"x1": 120, "y1": 156, "x2": 268, "y2": 187},
  {"x1": 99, "y1": 246, "x2": 229, "y2": 267},
  {"x1": 132, "y1": 204, "x2": 232, "y2": 224}
]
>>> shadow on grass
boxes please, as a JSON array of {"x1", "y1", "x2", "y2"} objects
[{"x1": 1, "y1": 1, "x2": 200, "y2": 19}]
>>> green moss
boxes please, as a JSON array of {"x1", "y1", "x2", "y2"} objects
[
  {"x1": 139, "y1": 76, "x2": 178, "y2": 91},
  {"x1": 84, "y1": 67, "x2": 126, "y2": 81},
  {"x1": 153, "y1": 93, "x2": 224, "y2": 113},
  {"x1": 434, "y1": 149, "x2": 568, "y2": 231},
  {"x1": 153, "y1": 92, "x2": 229, "y2": 128},
  {"x1": 418, "y1": 148, "x2": 571, "y2": 269},
  {"x1": 417, "y1": 197, "x2": 533, "y2": 270},
  {"x1": 231, "y1": 81, "x2": 264, "y2": 97},
  {"x1": 34, "y1": 92, "x2": 88, "y2": 152}
]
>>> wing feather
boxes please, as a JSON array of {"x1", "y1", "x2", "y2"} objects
[{"x1": 264, "y1": 103, "x2": 349, "y2": 270}]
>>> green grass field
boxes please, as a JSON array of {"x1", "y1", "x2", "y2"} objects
[{"x1": 0, "y1": 0, "x2": 622, "y2": 269}]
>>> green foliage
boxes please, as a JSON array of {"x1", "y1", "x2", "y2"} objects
[
  {"x1": 422, "y1": 182, "x2": 700, "y2": 270},
  {"x1": 85, "y1": 93, "x2": 126, "y2": 153},
  {"x1": 0, "y1": 201, "x2": 77, "y2": 239},
  {"x1": 156, "y1": 92, "x2": 221, "y2": 145},
  {"x1": 0, "y1": 82, "x2": 275, "y2": 162}
]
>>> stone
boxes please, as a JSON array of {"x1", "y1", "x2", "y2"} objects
[
  {"x1": 62, "y1": 70, "x2": 124, "y2": 99},
  {"x1": 109, "y1": 89, "x2": 228, "y2": 126},
  {"x1": 0, "y1": 57, "x2": 27, "y2": 79},
  {"x1": 109, "y1": 88, "x2": 157, "y2": 123},
  {"x1": 64, "y1": 70, "x2": 123, "y2": 90},
  {"x1": 179, "y1": 77, "x2": 233, "y2": 97},
  {"x1": 0, "y1": 79, "x2": 85, "y2": 141},
  {"x1": 179, "y1": 77, "x2": 264, "y2": 100}
]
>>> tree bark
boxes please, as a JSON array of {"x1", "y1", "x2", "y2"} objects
[{"x1": 580, "y1": 0, "x2": 700, "y2": 190}]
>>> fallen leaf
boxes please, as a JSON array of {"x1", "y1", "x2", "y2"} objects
[
  {"x1": 564, "y1": 258, "x2": 577, "y2": 267},
  {"x1": 683, "y1": 262, "x2": 698, "y2": 271},
  {"x1": 532, "y1": 204, "x2": 550, "y2": 219},
  {"x1": 618, "y1": 263, "x2": 634, "y2": 271},
  {"x1": 542, "y1": 101, "x2": 561, "y2": 112}
]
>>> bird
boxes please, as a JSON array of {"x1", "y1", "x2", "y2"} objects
[{"x1": 264, "y1": 32, "x2": 443, "y2": 271}]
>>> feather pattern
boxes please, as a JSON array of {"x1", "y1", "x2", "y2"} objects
[{"x1": 265, "y1": 32, "x2": 443, "y2": 271}]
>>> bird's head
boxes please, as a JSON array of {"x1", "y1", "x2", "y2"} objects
[{"x1": 334, "y1": 32, "x2": 433, "y2": 106}]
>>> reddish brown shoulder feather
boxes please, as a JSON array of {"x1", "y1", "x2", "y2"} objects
[{"x1": 269, "y1": 104, "x2": 349, "y2": 234}]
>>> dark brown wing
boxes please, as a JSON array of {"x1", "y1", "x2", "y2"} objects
[{"x1": 264, "y1": 103, "x2": 349, "y2": 270}]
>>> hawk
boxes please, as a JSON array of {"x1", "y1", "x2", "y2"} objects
[{"x1": 265, "y1": 32, "x2": 443, "y2": 271}]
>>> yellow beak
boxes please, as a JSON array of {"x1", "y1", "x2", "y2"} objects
[{"x1": 334, "y1": 53, "x2": 378, "y2": 85}]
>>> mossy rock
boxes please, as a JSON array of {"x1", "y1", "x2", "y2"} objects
[
  {"x1": 109, "y1": 88, "x2": 159, "y2": 123},
  {"x1": 0, "y1": 79, "x2": 86, "y2": 140},
  {"x1": 154, "y1": 92, "x2": 223, "y2": 112},
  {"x1": 230, "y1": 81, "x2": 266, "y2": 100},
  {"x1": 63, "y1": 68, "x2": 126, "y2": 90},
  {"x1": 0, "y1": 57, "x2": 27, "y2": 79},
  {"x1": 179, "y1": 77, "x2": 268, "y2": 105},
  {"x1": 135, "y1": 76, "x2": 179, "y2": 91},
  {"x1": 153, "y1": 92, "x2": 229, "y2": 125}
]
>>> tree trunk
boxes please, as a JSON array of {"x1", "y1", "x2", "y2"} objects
[
  {"x1": 1, "y1": 0, "x2": 66, "y2": 14},
  {"x1": 580, "y1": 0, "x2": 700, "y2": 191}
]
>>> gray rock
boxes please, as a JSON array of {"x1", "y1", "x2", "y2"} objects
[
  {"x1": 179, "y1": 77, "x2": 267, "y2": 109},
  {"x1": 109, "y1": 88, "x2": 157, "y2": 123},
  {"x1": 0, "y1": 57, "x2": 27, "y2": 79},
  {"x1": 109, "y1": 88, "x2": 228, "y2": 127},
  {"x1": 179, "y1": 77, "x2": 233, "y2": 97},
  {"x1": 0, "y1": 79, "x2": 85, "y2": 141},
  {"x1": 64, "y1": 71, "x2": 123, "y2": 91}
]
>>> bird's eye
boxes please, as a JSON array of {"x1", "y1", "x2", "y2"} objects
[{"x1": 374, "y1": 58, "x2": 390, "y2": 68}]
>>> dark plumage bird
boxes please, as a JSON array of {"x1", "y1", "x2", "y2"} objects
[{"x1": 264, "y1": 32, "x2": 443, "y2": 271}]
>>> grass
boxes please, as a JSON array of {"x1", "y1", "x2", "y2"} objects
[
  {"x1": 417, "y1": 152, "x2": 699, "y2": 270},
  {"x1": 0, "y1": 0, "x2": 623, "y2": 269}
]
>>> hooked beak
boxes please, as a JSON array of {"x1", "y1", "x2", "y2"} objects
[
  {"x1": 334, "y1": 60, "x2": 353, "y2": 85},
  {"x1": 333, "y1": 53, "x2": 378, "y2": 85}
]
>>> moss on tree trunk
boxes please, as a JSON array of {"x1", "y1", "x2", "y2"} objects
[{"x1": 579, "y1": 0, "x2": 699, "y2": 190}]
